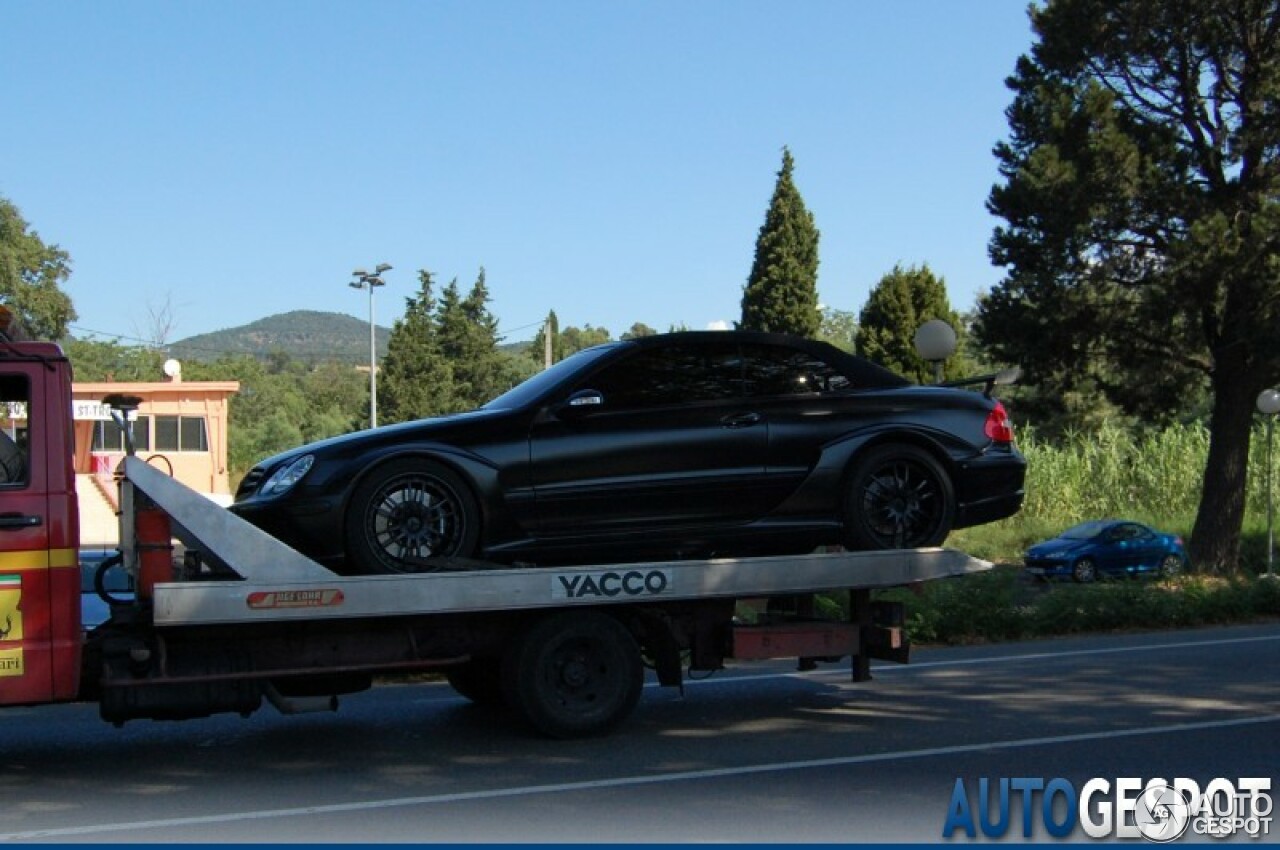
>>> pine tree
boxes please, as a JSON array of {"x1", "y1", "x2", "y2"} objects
[
  {"x1": 378, "y1": 270, "x2": 460, "y2": 423},
  {"x1": 435, "y1": 267, "x2": 519, "y2": 407},
  {"x1": 856, "y1": 264, "x2": 965, "y2": 383},
  {"x1": 739, "y1": 147, "x2": 821, "y2": 337}
]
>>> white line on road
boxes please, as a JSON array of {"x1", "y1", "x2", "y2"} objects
[
  {"x1": 4, "y1": 713, "x2": 1277, "y2": 841},
  {"x1": 693, "y1": 631, "x2": 1280, "y2": 687}
]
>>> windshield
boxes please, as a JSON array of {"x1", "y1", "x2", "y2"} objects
[
  {"x1": 1060, "y1": 521, "x2": 1109, "y2": 540},
  {"x1": 482, "y1": 343, "x2": 626, "y2": 411}
]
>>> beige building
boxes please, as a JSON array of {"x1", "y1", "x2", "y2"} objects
[{"x1": 70, "y1": 375, "x2": 240, "y2": 545}]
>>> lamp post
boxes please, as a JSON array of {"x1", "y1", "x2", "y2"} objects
[
  {"x1": 1258, "y1": 388, "x2": 1280, "y2": 580},
  {"x1": 350, "y1": 263, "x2": 392, "y2": 429},
  {"x1": 913, "y1": 319, "x2": 957, "y2": 384}
]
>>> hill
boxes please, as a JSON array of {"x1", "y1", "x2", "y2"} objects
[{"x1": 168, "y1": 310, "x2": 390, "y2": 365}]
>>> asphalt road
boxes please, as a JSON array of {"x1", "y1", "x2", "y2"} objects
[{"x1": 0, "y1": 622, "x2": 1276, "y2": 843}]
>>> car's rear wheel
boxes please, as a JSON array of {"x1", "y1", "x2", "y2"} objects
[
  {"x1": 843, "y1": 443, "x2": 954, "y2": 550},
  {"x1": 344, "y1": 458, "x2": 480, "y2": 574},
  {"x1": 1072, "y1": 557, "x2": 1097, "y2": 583},
  {"x1": 1158, "y1": 554, "x2": 1182, "y2": 579}
]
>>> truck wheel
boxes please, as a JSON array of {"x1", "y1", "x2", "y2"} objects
[
  {"x1": 445, "y1": 659, "x2": 505, "y2": 705},
  {"x1": 344, "y1": 458, "x2": 480, "y2": 574},
  {"x1": 843, "y1": 443, "x2": 954, "y2": 550},
  {"x1": 502, "y1": 612, "x2": 643, "y2": 739}
]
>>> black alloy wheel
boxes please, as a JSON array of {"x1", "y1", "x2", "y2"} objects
[
  {"x1": 845, "y1": 443, "x2": 954, "y2": 550},
  {"x1": 345, "y1": 458, "x2": 480, "y2": 574}
]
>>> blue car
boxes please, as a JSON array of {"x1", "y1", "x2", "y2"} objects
[{"x1": 1024, "y1": 520, "x2": 1187, "y2": 583}]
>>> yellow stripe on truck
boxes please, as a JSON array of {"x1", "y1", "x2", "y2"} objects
[{"x1": 0, "y1": 548, "x2": 77, "y2": 572}]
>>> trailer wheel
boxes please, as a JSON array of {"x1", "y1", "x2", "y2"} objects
[
  {"x1": 844, "y1": 443, "x2": 954, "y2": 550},
  {"x1": 445, "y1": 659, "x2": 505, "y2": 705},
  {"x1": 502, "y1": 612, "x2": 643, "y2": 739},
  {"x1": 345, "y1": 458, "x2": 480, "y2": 573}
]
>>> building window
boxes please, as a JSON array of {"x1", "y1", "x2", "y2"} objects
[
  {"x1": 154, "y1": 415, "x2": 208, "y2": 452},
  {"x1": 91, "y1": 416, "x2": 151, "y2": 452}
]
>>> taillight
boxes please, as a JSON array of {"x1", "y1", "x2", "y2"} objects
[{"x1": 985, "y1": 401, "x2": 1014, "y2": 443}]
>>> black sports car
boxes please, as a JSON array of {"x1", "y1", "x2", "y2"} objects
[{"x1": 231, "y1": 331, "x2": 1025, "y2": 573}]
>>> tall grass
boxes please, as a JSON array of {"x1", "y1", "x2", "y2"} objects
[{"x1": 951, "y1": 421, "x2": 1280, "y2": 568}]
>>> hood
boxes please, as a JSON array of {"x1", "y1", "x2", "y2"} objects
[
  {"x1": 1027, "y1": 538, "x2": 1090, "y2": 557},
  {"x1": 249, "y1": 407, "x2": 510, "y2": 471}
]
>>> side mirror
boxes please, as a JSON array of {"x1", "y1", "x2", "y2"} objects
[{"x1": 557, "y1": 389, "x2": 604, "y2": 419}]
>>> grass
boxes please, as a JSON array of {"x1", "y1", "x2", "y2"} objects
[
  {"x1": 860, "y1": 421, "x2": 1280, "y2": 645},
  {"x1": 870, "y1": 567, "x2": 1280, "y2": 646}
]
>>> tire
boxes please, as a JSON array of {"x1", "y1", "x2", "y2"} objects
[
  {"x1": 501, "y1": 612, "x2": 644, "y2": 739},
  {"x1": 446, "y1": 659, "x2": 505, "y2": 706},
  {"x1": 1072, "y1": 557, "x2": 1097, "y2": 583},
  {"x1": 843, "y1": 443, "x2": 955, "y2": 550},
  {"x1": 1158, "y1": 554, "x2": 1182, "y2": 579},
  {"x1": 344, "y1": 458, "x2": 481, "y2": 574}
]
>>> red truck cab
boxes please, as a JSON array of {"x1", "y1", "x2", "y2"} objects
[{"x1": 0, "y1": 310, "x2": 82, "y2": 706}]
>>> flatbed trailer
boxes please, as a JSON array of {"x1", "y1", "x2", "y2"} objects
[{"x1": 83, "y1": 456, "x2": 989, "y2": 738}]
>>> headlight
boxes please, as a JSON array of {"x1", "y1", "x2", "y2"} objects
[{"x1": 260, "y1": 454, "x2": 315, "y2": 496}]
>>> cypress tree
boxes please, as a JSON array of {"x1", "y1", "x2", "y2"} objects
[{"x1": 739, "y1": 147, "x2": 821, "y2": 337}]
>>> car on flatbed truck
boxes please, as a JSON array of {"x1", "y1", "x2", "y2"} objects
[
  {"x1": 0, "y1": 315, "x2": 997, "y2": 738},
  {"x1": 231, "y1": 331, "x2": 1025, "y2": 575}
]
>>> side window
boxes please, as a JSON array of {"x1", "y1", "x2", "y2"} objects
[
  {"x1": 740, "y1": 344, "x2": 853, "y2": 397},
  {"x1": 586, "y1": 343, "x2": 742, "y2": 410},
  {"x1": 0, "y1": 376, "x2": 29, "y2": 487},
  {"x1": 91, "y1": 415, "x2": 151, "y2": 452},
  {"x1": 154, "y1": 415, "x2": 208, "y2": 452}
]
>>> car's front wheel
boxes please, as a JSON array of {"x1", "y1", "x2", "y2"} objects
[
  {"x1": 843, "y1": 443, "x2": 955, "y2": 550},
  {"x1": 344, "y1": 458, "x2": 480, "y2": 574}
]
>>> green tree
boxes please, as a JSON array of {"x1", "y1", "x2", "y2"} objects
[
  {"x1": 433, "y1": 268, "x2": 524, "y2": 407},
  {"x1": 65, "y1": 338, "x2": 164, "y2": 381},
  {"x1": 818, "y1": 307, "x2": 857, "y2": 353},
  {"x1": 621, "y1": 322, "x2": 657, "y2": 340},
  {"x1": 739, "y1": 147, "x2": 821, "y2": 337},
  {"x1": 530, "y1": 314, "x2": 611, "y2": 363},
  {"x1": 975, "y1": 0, "x2": 1280, "y2": 571},
  {"x1": 856, "y1": 264, "x2": 965, "y2": 383},
  {"x1": 378, "y1": 270, "x2": 460, "y2": 423},
  {"x1": 0, "y1": 196, "x2": 75, "y2": 338}
]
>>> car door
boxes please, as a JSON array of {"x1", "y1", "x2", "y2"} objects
[
  {"x1": 1127, "y1": 524, "x2": 1166, "y2": 571},
  {"x1": 528, "y1": 339, "x2": 770, "y2": 537},
  {"x1": 1101, "y1": 523, "x2": 1144, "y2": 573},
  {"x1": 0, "y1": 366, "x2": 57, "y2": 704}
]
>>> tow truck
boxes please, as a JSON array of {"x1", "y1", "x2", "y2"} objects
[{"x1": 0, "y1": 324, "x2": 992, "y2": 738}]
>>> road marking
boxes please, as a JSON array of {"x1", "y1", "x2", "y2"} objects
[
  {"x1": 690, "y1": 631, "x2": 1280, "y2": 686},
  {"x1": 4, "y1": 713, "x2": 1277, "y2": 840}
]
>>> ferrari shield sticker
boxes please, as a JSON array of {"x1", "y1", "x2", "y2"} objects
[
  {"x1": 0, "y1": 574, "x2": 21, "y2": 642},
  {"x1": 0, "y1": 575, "x2": 23, "y2": 677}
]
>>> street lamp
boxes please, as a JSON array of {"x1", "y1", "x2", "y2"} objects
[
  {"x1": 350, "y1": 263, "x2": 392, "y2": 429},
  {"x1": 914, "y1": 319, "x2": 957, "y2": 384},
  {"x1": 1257, "y1": 388, "x2": 1280, "y2": 580}
]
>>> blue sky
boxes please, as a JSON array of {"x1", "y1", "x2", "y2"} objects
[{"x1": 1, "y1": 1, "x2": 1033, "y2": 347}]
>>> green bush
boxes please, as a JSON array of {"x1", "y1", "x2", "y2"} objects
[{"x1": 873, "y1": 572, "x2": 1280, "y2": 646}]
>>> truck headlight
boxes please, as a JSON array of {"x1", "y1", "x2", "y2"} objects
[{"x1": 260, "y1": 454, "x2": 314, "y2": 496}]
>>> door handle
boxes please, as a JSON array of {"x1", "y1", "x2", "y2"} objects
[
  {"x1": 0, "y1": 513, "x2": 42, "y2": 530},
  {"x1": 720, "y1": 412, "x2": 762, "y2": 429}
]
